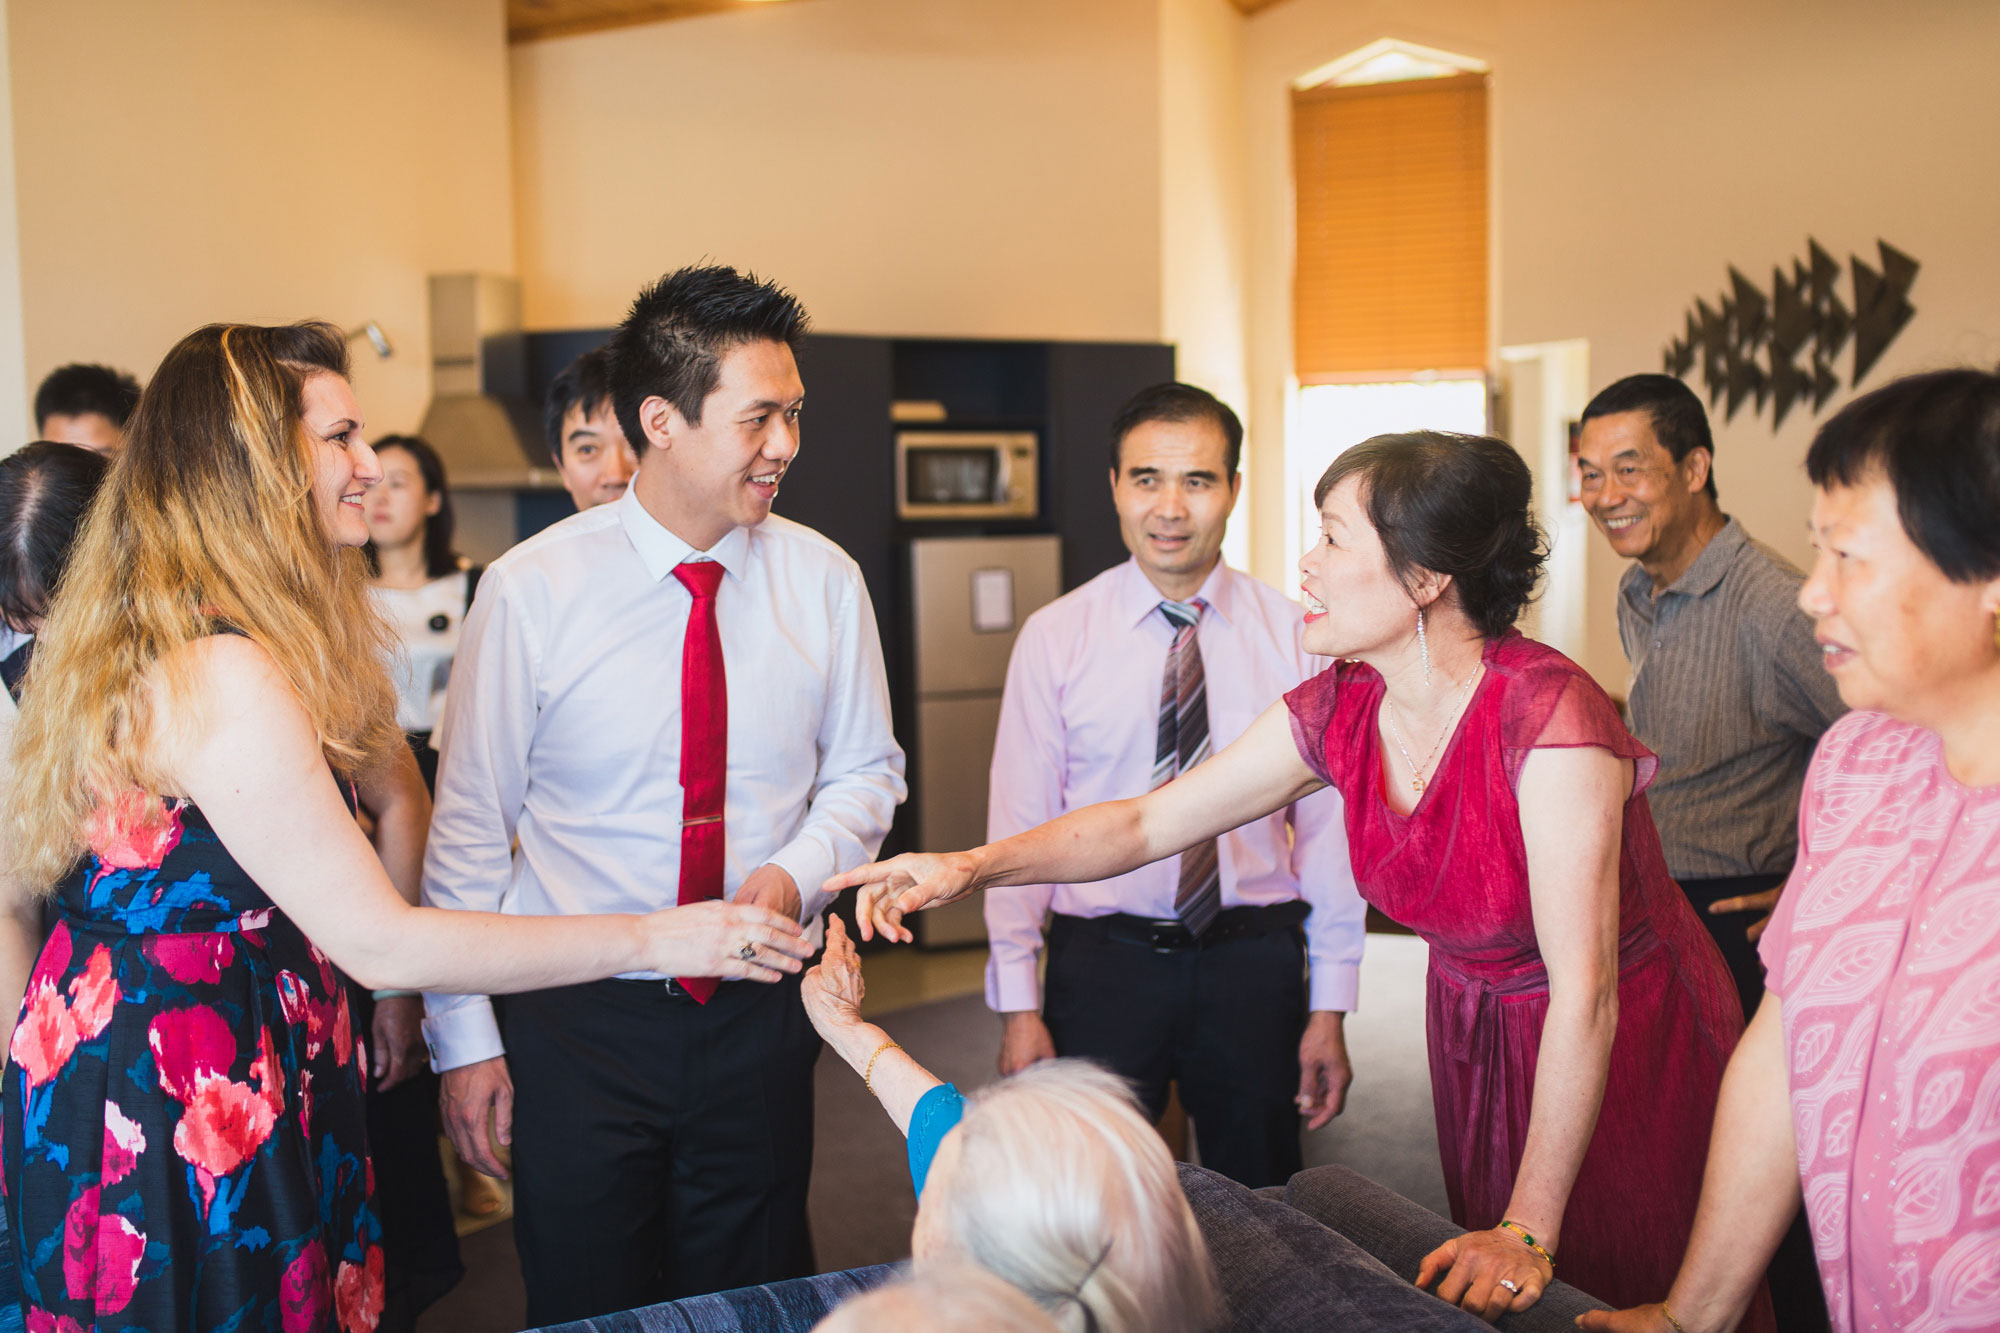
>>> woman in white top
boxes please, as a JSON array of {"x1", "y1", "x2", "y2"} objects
[{"x1": 363, "y1": 434, "x2": 478, "y2": 790}]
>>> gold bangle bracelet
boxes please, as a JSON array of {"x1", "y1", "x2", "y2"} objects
[
  {"x1": 863, "y1": 1040, "x2": 901, "y2": 1095},
  {"x1": 1659, "y1": 1302, "x2": 1687, "y2": 1333},
  {"x1": 1496, "y1": 1219, "x2": 1554, "y2": 1269}
]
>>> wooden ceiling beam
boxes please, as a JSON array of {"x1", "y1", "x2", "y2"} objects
[
  {"x1": 510, "y1": 0, "x2": 1283, "y2": 46},
  {"x1": 508, "y1": 0, "x2": 806, "y2": 44}
]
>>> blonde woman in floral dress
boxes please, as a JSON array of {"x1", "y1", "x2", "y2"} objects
[{"x1": 0, "y1": 323, "x2": 810, "y2": 1332}]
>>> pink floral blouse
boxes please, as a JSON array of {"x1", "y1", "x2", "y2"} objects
[{"x1": 1760, "y1": 710, "x2": 2000, "y2": 1333}]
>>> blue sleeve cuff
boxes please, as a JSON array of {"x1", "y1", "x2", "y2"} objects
[{"x1": 907, "y1": 1082, "x2": 966, "y2": 1197}]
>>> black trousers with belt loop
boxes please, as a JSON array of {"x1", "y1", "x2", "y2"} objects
[
  {"x1": 501, "y1": 968, "x2": 821, "y2": 1327},
  {"x1": 1041, "y1": 903, "x2": 1310, "y2": 1189}
]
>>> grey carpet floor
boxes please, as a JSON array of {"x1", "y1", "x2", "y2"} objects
[{"x1": 418, "y1": 932, "x2": 1445, "y2": 1330}]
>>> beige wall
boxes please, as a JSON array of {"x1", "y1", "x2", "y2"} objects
[
  {"x1": 510, "y1": 0, "x2": 1162, "y2": 341},
  {"x1": 1243, "y1": 0, "x2": 2000, "y2": 685},
  {"x1": 7, "y1": 0, "x2": 516, "y2": 438},
  {"x1": 0, "y1": 0, "x2": 27, "y2": 439}
]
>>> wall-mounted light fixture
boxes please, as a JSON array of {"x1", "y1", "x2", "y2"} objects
[{"x1": 346, "y1": 322, "x2": 394, "y2": 359}]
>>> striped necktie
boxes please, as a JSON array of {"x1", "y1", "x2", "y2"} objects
[{"x1": 1154, "y1": 598, "x2": 1221, "y2": 936}]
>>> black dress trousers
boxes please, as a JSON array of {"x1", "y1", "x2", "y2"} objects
[
  {"x1": 502, "y1": 967, "x2": 821, "y2": 1327},
  {"x1": 1041, "y1": 917, "x2": 1308, "y2": 1189}
]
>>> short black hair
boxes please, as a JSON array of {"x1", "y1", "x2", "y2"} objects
[
  {"x1": 1109, "y1": 382, "x2": 1243, "y2": 475},
  {"x1": 1580, "y1": 373, "x2": 1718, "y2": 500},
  {"x1": 364, "y1": 435, "x2": 461, "y2": 581},
  {"x1": 0, "y1": 441, "x2": 111, "y2": 632},
  {"x1": 544, "y1": 346, "x2": 616, "y2": 464},
  {"x1": 34, "y1": 363, "x2": 142, "y2": 434},
  {"x1": 1314, "y1": 432, "x2": 1547, "y2": 639},
  {"x1": 606, "y1": 265, "x2": 810, "y2": 453},
  {"x1": 1806, "y1": 367, "x2": 2000, "y2": 584}
]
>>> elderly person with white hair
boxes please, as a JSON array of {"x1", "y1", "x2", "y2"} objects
[{"x1": 802, "y1": 917, "x2": 1220, "y2": 1333}]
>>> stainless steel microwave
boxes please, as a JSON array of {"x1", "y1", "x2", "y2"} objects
[{"x1": 895, "y1": 430, "x2": 1039, "y2": 521}]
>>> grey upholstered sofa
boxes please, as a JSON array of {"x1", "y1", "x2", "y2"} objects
[{"x1": 528, "y1": 1163, "x2": 1612, "y2": 1332}]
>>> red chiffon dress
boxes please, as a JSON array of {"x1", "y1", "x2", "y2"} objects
[{"x1": 1286, "y1": 631, "x2": 1766, "y2": 1320}]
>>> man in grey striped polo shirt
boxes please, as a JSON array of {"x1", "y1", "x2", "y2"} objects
[{"x1": 1575, "y1": 374, "x2": 1845, "y2": 1021}]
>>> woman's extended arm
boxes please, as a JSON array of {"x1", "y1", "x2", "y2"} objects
[
  {"x1": 801, "y1": 917, "x2": 943, "y2": 1134},
  {"x1": 163, "y1": 635, "x2": 810, "y2": 992},
  {"x1": 1417, "y1": 744, "x2": 1627, "y2": 1320},
  {"x1": 1576, "y1": 994, "x2": 1799, "y2": 1333},
  {"x1": 830, "y1": 700, "x2": 1325, "y2": 942}
]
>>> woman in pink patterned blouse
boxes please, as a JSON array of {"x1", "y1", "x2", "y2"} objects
[{"x1": 1582, "y1": 369, "x2": 2000, "y2": 1333}]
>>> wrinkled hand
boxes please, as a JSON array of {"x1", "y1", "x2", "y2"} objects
[
  {"x1": 998, "y1": 1011, "x2": 1056, "y2": 1076},
  {"x1": 1296, "y1": 1011, "x2": 1352, "y2": 1131},
  {"x1": 644, "y1": 898, "x2": 813, "y2": 982},
  {"x1": 440, "y1": 1055, "x2": 514, "y2": 1179},
  {"x1": 1416, "y1": 1227, "x2": 1554, "y2": 1323},
  {"x1": 1574, "y1": 1305, "x2": 1681, "y2": 1331},
  {"x1": 737, "y1": 862, "x2": 803, "y2": 922},
  {"x1": 823, "y1": 851, "x2": 983, "y2": 944},
  {"x1": 1708, "y1": 886, "x2": 1782, "y2": 944},
  {"x1": 369, "y1": 994, "x2": 428, "y2": 1093},
  {"x1": 801, "y1": 917, "x2": 867, "y2": 1041}
]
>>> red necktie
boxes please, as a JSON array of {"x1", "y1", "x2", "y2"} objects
[{"x1": 672, "y1": 561, "x2": 727, "y2": 1003}]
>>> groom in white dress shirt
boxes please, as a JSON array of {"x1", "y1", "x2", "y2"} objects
[{"x1": 420, "y1": 266, "x2": 906, "y2": 1324}]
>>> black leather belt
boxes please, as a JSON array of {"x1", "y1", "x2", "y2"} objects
[{"x1": 1049, "y1": 900, "x2": 1309, "y2": 953}]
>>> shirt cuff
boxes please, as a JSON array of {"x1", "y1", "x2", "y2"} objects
[
  {"x1": 423, "y1": 997, "x2": 505, "y2": 1073},
  {"x1": 985, "y1": 952, "x2": 1043, "y2": 1013},
  {"x1": 1308, "y1": 959, "x2": 1360, "y2": 1013},
  {"x1": 766, "y1": 842, "x2": 836, "y2": 923}
]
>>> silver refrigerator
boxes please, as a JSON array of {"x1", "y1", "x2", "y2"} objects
[{"x1": 907, "y1": 534, "x2": 1064, "y2": 947}]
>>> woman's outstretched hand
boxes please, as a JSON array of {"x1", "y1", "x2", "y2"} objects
[
  {"x1": 640, "y1": 899, "x2": 813, "y2": 981},
  {"x1": 823, "y1": 851, "x2": 983, "y2": 943},
  {"x1": 801, "y1": 916, "x2": 866, "y2": 1041}
]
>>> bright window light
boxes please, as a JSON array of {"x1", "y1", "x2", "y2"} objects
[{"x1": 1288, "y1": 379, "x2": 1488, "y2": 564}]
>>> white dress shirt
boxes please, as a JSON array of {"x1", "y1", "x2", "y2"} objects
[
  {"x1": 422, "y1": 486, "x2": 907, "y2": 1072},
  {"x1": 983, "y1": 558, "x2": 1364, "y2": 1015}
]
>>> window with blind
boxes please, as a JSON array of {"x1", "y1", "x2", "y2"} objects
[{"x1": 1292, "y1": 71, "x2": 1489, "y2": 379}]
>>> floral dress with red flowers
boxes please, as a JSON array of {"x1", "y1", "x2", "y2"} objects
[{"x1": 3, "y1": 787, "x2": 383, "y2": 1332}]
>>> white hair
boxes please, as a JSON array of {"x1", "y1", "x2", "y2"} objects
[
  {"x1": 815, "y1": 1263, "x2": 1061, "y2": 1332},
  {"x1": 922, "y1": 1059, "x2": 1220, "y2": 1333}
]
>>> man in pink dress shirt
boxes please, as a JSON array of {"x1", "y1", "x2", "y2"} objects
[{"x1": 982, "y1": 382, "x2": 1366, "y2": 1187}]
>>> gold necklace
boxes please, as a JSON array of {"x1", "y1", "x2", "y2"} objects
[{"x1": 1384, "y1": 663, "x2": 1483, "y2": 793}]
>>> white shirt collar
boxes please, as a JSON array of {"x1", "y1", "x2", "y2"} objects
[
  {"x1": 613, "y1": 484, "x2": 752, "y2": 584},
  {"x1": 1116, "y1": 556, "x2": 1237, "y2": 631}
]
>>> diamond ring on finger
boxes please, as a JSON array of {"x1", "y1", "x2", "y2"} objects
[{"x1": 737, "y1": 941, "x2": 757, "y2": 962}]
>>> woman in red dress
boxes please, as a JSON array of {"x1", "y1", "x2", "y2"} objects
[{"x1": 834, "y1": 432, "x2": 1763, "y2": 1326}]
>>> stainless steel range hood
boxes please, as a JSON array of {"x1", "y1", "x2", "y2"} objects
[{"x1": 418, "y1": 274, "x2": 563, "y2": 491}]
